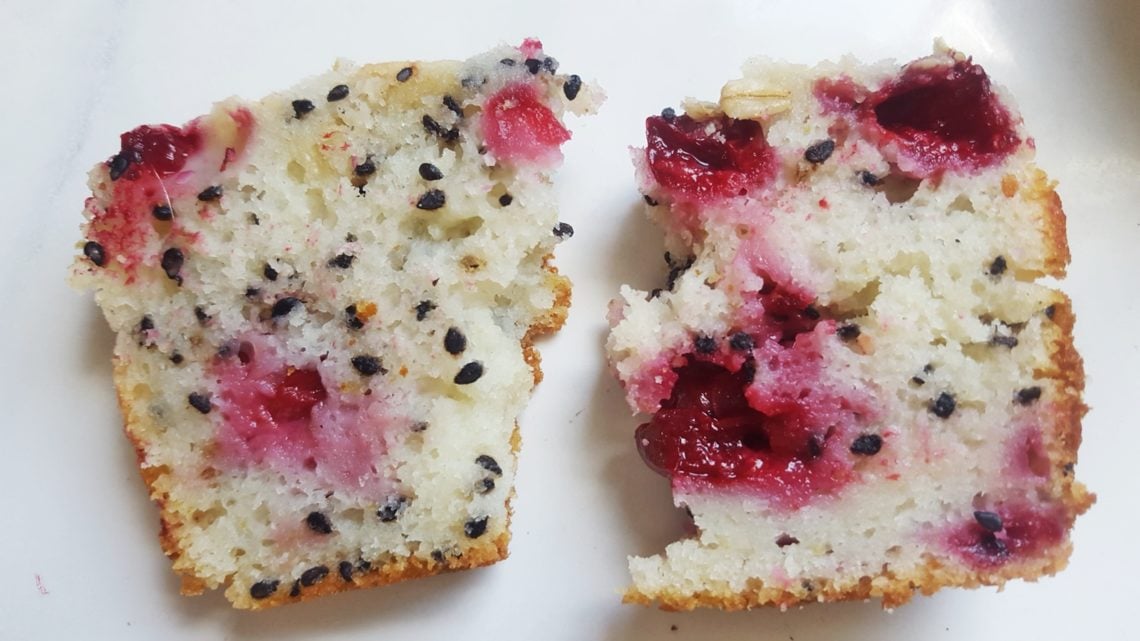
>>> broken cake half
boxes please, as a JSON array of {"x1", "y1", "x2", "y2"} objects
[
  {"x1": 607, "y1": 44, "x2": 1091, "y2": 609},
  {"x1": 71, "y1": 39, "x2": 597, "y2": 609}
]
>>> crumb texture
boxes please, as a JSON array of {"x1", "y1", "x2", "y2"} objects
[
  {"x1": 71, "y1": 41, "x2": 597, "y2": 609},
  {"x1": 608, "y1": 43, "x2": 1091, "y2": 609}
]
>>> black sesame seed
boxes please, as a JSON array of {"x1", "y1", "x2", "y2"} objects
[
  {"x1": 930, "y1": 392, "x2": 956, "y2": 419},
  {"x1": 804, "y1": 139, "x2": 836, "y2": 164},
  {"x1": 553, "y1": 222, "x2": 574, "y2": 238},
  {"x1": 524, "y1": 58, "x2": 542, "y2": 74},
  {"x1": 991, "y1": 335, "x2": 1019, "y2": 348},
  {"x1": 729, "y1": 332, "x2": 755, "y2": 352},
  {"x1": 83, "y1": 241, "x2": 106, "y2": 266},
  {"x1": 923, "y1": 363, "x2": 935, "y2": 374},
  {"x1": 245, "y1": 287, "x2": 261, "y2": 299},
  {"x1": 161, "y1": 247, "x2": 184, "y2": 283},
  {"x1": 396, "y1": 66, "x2": 413, "y2": 82},
  {"x1": 444, "y1": 327, "x2": 467, "y2": 355},
  {"x1": 300, "y1": 565, "x2": 329, "y2": 587},
  {"x1": 661, "y1": 107, "x2": 677, "y2": 121},
  {"x1": 170, "y1": 352, "x2": 184, "y2": 365},
  {"x1": 498, "y1": 193, "x2": 513, "y2": 207},
  {"x1": 305, "y1": 511, "x2": 333, "y2": 535},
  {"x1": 422, "y1": 114, "x2": 459, "y2": 141},
  {"x1": 910, "y1": 376, "x2": 925, "y2": 386},
  {"x1": 859, "y1": 170, "x2": 883, "y2": 186},
  {"x1": 454, "y1": 361, "x2": 484, "y2": 385},
  {"x1": 416, "y1": 189, "x2": 446, "y2": 210},
  {"x1": 249, "y1": 579, "x2": 279, "y2": 600},
  {"x1": 354, "y1": 158, "x2": 376, "y2": 176},
  {"x1": 477, "y1": 477, "x2": 495, "y2": 494},
  {"x1": 1016, "y1": 386, "x2": 1042, "y2": 406},
  {"x1": 415, "y1": 300, "x2": 436, "y2": 321},
  {"x1": 188, "y1": 392, "x2": 211, "y2": 414},
  {"x1": 197, "y1": 185, "x2": 223, "y2": 201},
  {"x1": 377, "y1": 495, "x2": 408, "y2": 522},
  {"x1": 1044, "y1": 305, "x2": 1056, "y2": 319},
  {"x1": 108, "y1": 153, "x2": 131, "y2": 180},
  {"x1": 563, "y1": 74, "x2": 582, "y2": 101},
  {"x1": 849, "y1": 433, "x2": 883, "y2": 455},
  {"x1": 351, "y1": 355, "x2": 385, "y2": 376},
  {"x1": 327, "y1": 84, "x2": 350, "y2": 102},
  {"x1": 328, "y1": 253, "x2": 356, "y2": 269},
  {"x1": 775, "y1": 534, "x2": 800, "y2": 548},
  {"x1": 443, "y1": 95, "x2": 464, "y2": 118},
  {"x1": 345, "y1": 305, "x2": 364, "y2": 330},
  {"x1": 837, "y1": 324, "x2": 861, "y2": 342},
  {"x1": 476, "y1": 454, "x2": 502, "y2": 476},
  {"x1": 464, "y1": 516, "x2": 489, "y2": 538},
  {"x1": 499, "y1": 58, "x2": 516, "y2": 66},
  {"x1": 542, "y1": 56, "x2": 559, "y2": 73},
  {"x1": 980, "y1": 532, "x2": 1009, "y2": 557},
  {"x1": 989, "y1": 255, "x2": 1007, "y2": 276},
  {"x1": 263, "y1": 263, "x2": 278, "y2": 281},
  {"x1": 271, "y1": 296, "x2": 301, "y2": 318},
  {"x1": 194, "y1": 306, "x2": 210, "y2": 325},
  {"x1": 289, "y1": 580, "x2": 301, "y2": 597},
  {"x1": 292, "y1": 99, "x2": 316, "y2": 119},
  {"x1": 139, "y1": 316, "x2": 154, "y2": 331},
  {"x1": 694, "y1": 335, "x2": 717, "y2": 354},
  {"x1": 152, "y1": 204, "x2": 173, "y2": 221},
  {"x1": 807, "y1": 434, "x2": 824, "y2": 459},
  {"x1": 974, "y1": 510, "x2": 1004, "y2": 532},
  {"x1": 643, "y1": 194, "x2": 659, "y2": 206},
  {"x1": 338, "y1": 560, "x2": 354, "y2": 582},
  {"x1": 418, "y1": 162, "x2": 444, "y2": 181},
  {"x1": 739, "y1": 358, "x2": 757, "y2": 384}
]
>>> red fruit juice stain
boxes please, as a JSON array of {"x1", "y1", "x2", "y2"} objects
[{"x1": 947, "y1": 503, "x2": 1066, "y2": 568}]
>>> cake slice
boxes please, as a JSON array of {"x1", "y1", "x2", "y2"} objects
[
  {"x1": 606, "y1": 43, "x2": 1092, "y2": 609},
  {"x1": 71, "y1": 39, "x2": 597, "y2": 609}
]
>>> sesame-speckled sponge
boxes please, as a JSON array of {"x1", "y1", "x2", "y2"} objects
[
  {"x1": 607, "y1": 43, "x2": 1092, "y2": 610},
  {"x1": 70, "y1": 39, "x2": 599, "y2": 609}
]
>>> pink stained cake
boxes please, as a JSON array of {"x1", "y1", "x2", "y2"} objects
[
  {"x1": 607, "y1": 44, "x2": 1092, "y2": 609},
  {"x1": 70, "y1": 40, "x2": 598, "y2": 609}
]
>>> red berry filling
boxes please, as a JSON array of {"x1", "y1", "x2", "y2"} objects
[
  {"x1": 814, "y1": 58, "x2": 1020, "y2": 176},
  {"x1": 86, "y1": 109, "x2": 255, "y2": 279},
  {"x1": 645, "y1": 114, "x2": 777, "y2": 203},
  {"x1": 212, "y1": 339, "x2": 397, "y2": 495},
  {"x1": 947, "y1": 503, "x2": 1066, "y2": 569},
  {"x1": 114, "y1": 123, "x2": 203, "y2": 182},
  {"x1": 481, "y1": 82, "x2": 570, "y2": 166},
  {"x1": 635, "y1": 282, "x2": 871, "y2": 509}
]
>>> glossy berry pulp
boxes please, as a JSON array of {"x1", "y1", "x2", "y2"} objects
[
  {"x1": 636, "y1": 284, "x2": 872, "y2": 509},
  {"x1": 815, "y1": 58, "x2": 1020, "y2": 176},
  {"x1": 645, "y1": 114, "x2": 777, "y2": 203}
]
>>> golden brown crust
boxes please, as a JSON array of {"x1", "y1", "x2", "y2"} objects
[
  {"x1": 1026, "y1": 168, "x2": 1072, "y2": 277},
  {"x1": 624, "y1": 171, "x2": 1093, "y2": 612}
]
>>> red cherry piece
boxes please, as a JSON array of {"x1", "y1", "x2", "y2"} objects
[
  {"x1": 645, "y1": 114, "x2": 777, "y2": 203},
  {"x1": 482, "y1": 82, "x2": 570, "y2": 166}
]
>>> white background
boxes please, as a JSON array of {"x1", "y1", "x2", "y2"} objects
[{"x1": 2, "y1": 1, "x2": 1137, "y2": 639}]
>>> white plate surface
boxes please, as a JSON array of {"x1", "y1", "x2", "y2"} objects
[{"x1": 2, "y1": 1, "x2": 1138, "y2": 639}]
